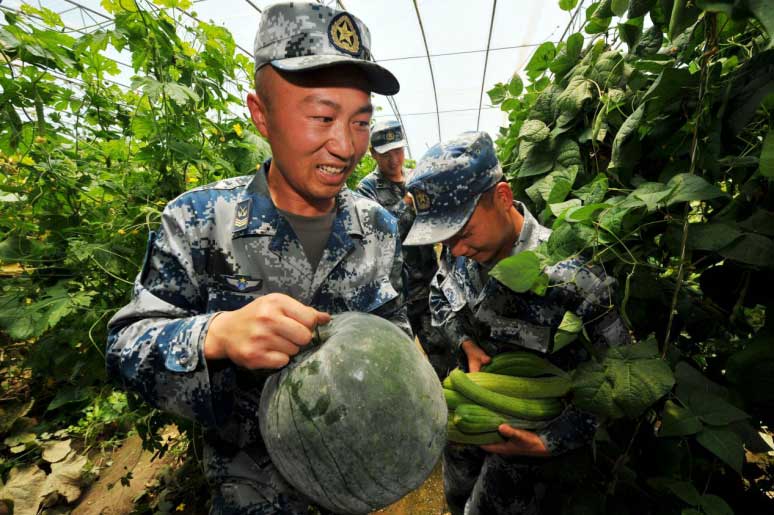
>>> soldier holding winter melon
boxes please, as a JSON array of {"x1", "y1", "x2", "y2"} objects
[
  {"x1": 405, "y1": 131, "x2": 631, "y2": 514},
  {"x1": 106, "y1": 3, "x2": 415, "y2": 513}
]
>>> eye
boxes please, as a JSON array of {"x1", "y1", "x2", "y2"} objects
[{"x1": 314, "y1": 116, "x2": 333, "y2": 123}]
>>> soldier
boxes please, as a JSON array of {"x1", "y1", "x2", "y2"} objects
[
  {"x1": 106, "y1": 3, "x2": 408, "y2": 513},
  {"x1": 356, "y1": 120, "x2": 453, "y2": 377},
  {"x1": 404, "y1": 132, "x2": 631, "y2": 514}
]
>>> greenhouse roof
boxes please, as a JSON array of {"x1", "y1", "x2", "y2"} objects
[{"x1": 3, "y1": 0, "x2": 579, "y2": 159}]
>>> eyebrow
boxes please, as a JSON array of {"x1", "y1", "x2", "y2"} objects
[{"x1": 301, "y1": 95, "x2": 373, "y2": 115}]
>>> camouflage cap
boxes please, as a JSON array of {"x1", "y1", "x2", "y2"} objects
[
  {"x1": 370, "y1": 119, "x2": 406, "y2": 154},
  {"x1": 404, "y1": 131, "x2": 503, "y2": 246},
  {"x1": 254, "y1": 2, "x2": 399, "y2": 95}
]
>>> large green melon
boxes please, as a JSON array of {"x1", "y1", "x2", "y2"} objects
[{"x1": 258, "y1": 312, "x2": 447, "y2": 514}]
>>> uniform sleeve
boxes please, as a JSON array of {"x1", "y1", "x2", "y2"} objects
[
  {"x1": 371, "y1": 228, "x2": 412, "y2": 337},
  {"x1": 106, "y1": 206, "x2": 234, "y2": 428},
  {"x1": 428, "y1": 255, "x2": 473, "y2": 353},
  {"x1": 355, "y1": 175, "x2": 378, "y2": 201},
  {"x1": 534, "y1": 262, "x2": 632, "y2": 455}
]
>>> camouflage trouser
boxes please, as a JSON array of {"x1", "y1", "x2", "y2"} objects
[
  {"x1": 443, "y1": 443, "x2": 542, "y2": 515},
  {"x1": 206, "y1": 440, "x2": 332, "y2": 515},
  {"x1": 409, "y1": 300, "x2": 455, "y2": 379}
]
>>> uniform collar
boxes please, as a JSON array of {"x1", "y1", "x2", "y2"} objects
[
  {"x1": 510, "y1": 201, "x2": 548, "y2": 255},
  {"x1": 233, "y1": 159, "x2": 364, "y2": 239},
  {"x1": 374, "y1": 166, "x2": 407, "y2": 188}
]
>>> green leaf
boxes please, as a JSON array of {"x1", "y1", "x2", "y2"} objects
[
  {"x1": 609, "y1": 104, "x2": 645, "y2": 171},
  {"x1": 550, "y1": 199, "x2": 583, "y2": 218},
  {"x1": 719, "y1": 233, "x2": 774, "y2": 267},
  {"x1": 550, "y1": 33, "x2": 584, "y2": 78},
  {"x1": 695, "y1": 427, "x2": 744, "y2": 473},
  {"x1": 660, "y1": 400, "x2": 703, "y2": 437},
  {"x1": 739, "y1": 210, "x2": 774, "y2": 236},
  {"x1": 573, "y1": 174, "x2": 609, "y2": 204},
  {"x1": 547, "y1": 222, "x2": 598, "y2": 260},
  {"x1": 744, "y1": 0, "x2": 774, "y2": 49},
  {"x1": 508, "y1": 74, "x2": 524, "y2": 97},
  {"x1": 760, "y1": 129, "x2": 774, "y2": 178},
  {"x1": 648, "y1": 477, "x2": 702, "y2": 506},
  {"x1": 490, "y1": 251, "x2": 543, "y2": 293},
  {"x1": 560, "y1": 0, "x2": 580, "y2": 11},
  {"x1": 665, "y1": 174, "x2": 726, "y2": 205},
  {"x1": 555, "y1": 76, "x2": 595, "y2": 126},
  {"x1": 595, "y1": 0, "x2": 615, "y2": 17},
  {"x1": 518, "y1": 141, "x2": 555, "y2": 178},
  {"x1": 525, "y1": 42, "x2": 557, "y2": 80},
  {"x1": 519, "y1": 119, "x2": 550, "y2": 143},
  {"x1": 699, "y1": 495, "x2": 734, "y2": 515},
  {"x1": 612, "y1": 0, "x2": 630, "y2": 16},
  {"x1": 619, "y1": 19, "x2": 644, "y2": 49},
  {"x1": 629, "y1": 0, "x2": 657, "y2": 18},
  {"x1": 487, "y1": 83, "x2": 507, "y2": 104},
  {"x1": 554, "y1": 311, "x2": 583, "y2": 352},
  {"x1": 686, "y1": 223, "x2": 743, "y2": 251},
  {"x1": 573, "y1": 340, "x2": 674, "y2": 419},
  {"x1": 0, "y1": 400, "x2": 35, "y2": 434}
]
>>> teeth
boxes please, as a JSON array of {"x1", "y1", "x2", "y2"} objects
[{"x1": 318, "y1": 165, "x2": 344, "y2": 175}]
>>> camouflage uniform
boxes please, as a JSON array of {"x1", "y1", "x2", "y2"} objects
[
  {"x1": 357, "y1": 121, "x2": 451, "y2": 377},
  {"x1": 107, "y1": 162, "x2": 408, "y2": 513},
  {"x1": 405, "y1": 132, "x2": 630, "y2": 515}
]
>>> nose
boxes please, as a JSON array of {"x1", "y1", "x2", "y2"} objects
[
  {"x1": 327, "y1": 121, "x2": 356, "y2": 163},
  {"x1": 444, "y1": 236, "x2": 467, "y2": 257}
]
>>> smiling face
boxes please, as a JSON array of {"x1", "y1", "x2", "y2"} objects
[
  {"x1": 442, "y1": 183, "x2": 521, "y2": 265},
  {"x1": 372, "y1": 146, "x2": 405, "y2": 182},
  {"x1": 248, "y1": 65, "x2": 373, "y2": 215}
]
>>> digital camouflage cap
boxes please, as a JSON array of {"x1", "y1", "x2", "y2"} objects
[
  {"x1": 253, "y1": 2, "x2": 399, "y2": 95},
  {"x1": 370, "y1": 119, "x2": 406, "y2": 154},
  {"x1": 404, "y1": 131, "x2": 503, "y2": 246}
]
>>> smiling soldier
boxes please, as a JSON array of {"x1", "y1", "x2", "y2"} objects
[{"x1": 105, "y1": 3, "x2": 408, "y2": 513}]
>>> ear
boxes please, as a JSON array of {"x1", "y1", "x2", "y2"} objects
[
  {"x1": 494, "y1": 181, "x2": 513, "y2": 210},
  {"x1": 247, "y1": 92, "x2": 270, "y2": 138}
]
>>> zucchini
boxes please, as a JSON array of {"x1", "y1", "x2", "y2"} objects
[
  {"x1": 466, "y1": 372, "x2": 570, "y2": 399},
  {"x1": 447, "y1": 420, "x2": 505, "y2": 445},
  {"x1": 481, "y1": 352, "x2": 568, "y2": 378},
  {"x1": 452, "y1": 403, "x2": 547, "y2": 433},
  {"x1": 449, "y1": 369, "x2": 563, "y2": 421},
  {"x1": 444, "y1": 388, "x2": 469, "y2": 410}
]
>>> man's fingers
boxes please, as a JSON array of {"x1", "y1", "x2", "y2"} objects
[
  {"x1": 260, "y1": 350, "x2": 291, "y2": 369},
  {"x1": 277, "y1": 295, "x2": 328, "y2": 329},
  {"x1": 274, "y1": 317, "x2": 314, "y2": 347}
]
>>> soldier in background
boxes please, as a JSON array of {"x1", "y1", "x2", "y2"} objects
[
  {"x1": 404, "y1": 131, "x2": 631, "y2": 514},
  {"x1": 357, "y1": 120, "x2": 453, "y2": 378},
  {"x1": 106, "y1": 3, "x2": 407, "y2": 513}
]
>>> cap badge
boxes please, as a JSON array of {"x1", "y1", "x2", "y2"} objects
[
  {"x1": 386, "y1": 130, "x2": 395, "y2": 142},
  {"x1": 413, "y1": 189, "x2": 431, "y2": 212},
  {"x1": 329, "y1": 13, "x2": 361, "y2": 56}
]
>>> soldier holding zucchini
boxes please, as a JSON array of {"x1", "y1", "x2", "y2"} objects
[{"x1": 404, "y1": 131, "x2": 631, "y2": 514}]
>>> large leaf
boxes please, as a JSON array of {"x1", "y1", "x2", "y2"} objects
[
  {"x1": 686, "y1": 223, "x2": 743, "y2": 251},
  {"x1": 680, "y1": 388, "x2": 749, "y2": 426},
  {"x1": 0, "y1": 466, "x2": 46, "y2": 515},
  {"x1": 665, "y1": 174, "x2": 726, "y2": 205},
  {"x1": 719, "y1": 232, "x2": 774, "y2": 267},
  {"x1": 609, "y1": 104, "x2": 646, "y2": 171},
  {"x1": 699, "y1": 495, "x2": 734, "y2": 515},
  {"x1": 519, "y1": 119, "x2": 550, "y2": 143},
  {"x1": 695, "y1": 427, "x2": 744, "y2": 473},
  {"x1": 489, "y1": 251, "x2": 543, "y2": 293},
  {"x1": 660, "y1": 399, "x2": 703, "y2": 437},
  {"x1": 761, "y1": 128, "x2": 774, "y2": 178},
  {"x1": 648, "y1": 477, "x2": 702, "y2": 506},
  {"x1": 572, "y1": 340, "x2": 675, "y2": 418},
  {"x1": 525, "y1": 42, "x2": 557, "y2": 81},
  {"x1": 555, "y1": 76, "x2": 595, "y2": 126}
]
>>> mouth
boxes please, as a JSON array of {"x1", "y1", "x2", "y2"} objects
[{"x1": 317, "y1": 164, "x2": 347, "y2": 177}]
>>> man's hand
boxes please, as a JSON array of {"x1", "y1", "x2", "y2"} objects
[
  {"x1": 204, "y1": 293, "x2": 331, "y2": 369},
  {"x1": 461, "y1": 339, "x2": 491, "y2": 372},
  {"x1": 403, "y1": 192, "x2": 413, "y2": 207},
  {"x1": 480, "y1": 424, "x2": 550, "y2": 457}
]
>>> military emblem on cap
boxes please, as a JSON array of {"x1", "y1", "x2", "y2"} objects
[
  {"x1": 386, "y1": 131, "x2": 395, "y2": 142},
  {"x1": 413, "y1": 189, "x2": 431, "y2": 212},
  {"x1": 329, "y1": 13, "x2": 361, "y2": 56}
]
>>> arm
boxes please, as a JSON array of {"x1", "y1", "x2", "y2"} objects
[
  {"x1": 371, "y1": 226, "x2": 412, "y2": 337},
  {"x1": 106, "y1": 204, "x2": 327, "y2": 428}
]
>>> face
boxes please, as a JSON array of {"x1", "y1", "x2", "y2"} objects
[
  {"x1": 442, "y1": 186, "x2": 514, "y2": 264},
  {"x1": 372, "y1": 146, "x2": 405, "y2": 181},
  {"x1": 247, "y1": 65, "x2": 373, "y2": 208}
]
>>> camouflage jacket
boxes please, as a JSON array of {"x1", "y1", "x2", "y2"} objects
[
  {"x1": 357, "y1": 167, "x2": 438, "y2": 306},
  {"x1": 430, "y1": 202, "x2": 630, "y2": 455},
  {"x1": 106, "y1": 161, "x2": 408, "y2": 448}
]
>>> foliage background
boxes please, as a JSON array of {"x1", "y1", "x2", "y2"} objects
[{"x1": 0, "y1": 0, "x2": 773, "y2": 513}]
